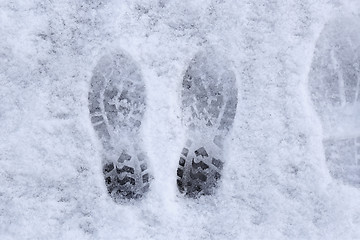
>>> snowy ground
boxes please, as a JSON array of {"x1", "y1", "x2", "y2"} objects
[{"x1": 1, "y1": 0, "x2": 360, "y2": 239}]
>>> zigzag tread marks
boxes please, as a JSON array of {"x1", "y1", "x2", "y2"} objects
[
  {"x1": 176, "y1": 146, "x2": 223, "y2": 197},
  {"x1": 178, "y1": 51, "x2": 237, "y2": 197},
  {"x1": 90, "y1": 53, "x2": 151, "y2": 202},
  {"x1": 102, "y1": 151, "x2": 150, "y2": 199}
]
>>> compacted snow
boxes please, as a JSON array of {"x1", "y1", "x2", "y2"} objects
[{"x1": 1, "y1": 0, "x2": 360, "y2": 239}]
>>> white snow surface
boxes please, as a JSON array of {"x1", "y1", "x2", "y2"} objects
[{"x1": 1, "y1": 0, "x2": 360, "y2": 239}]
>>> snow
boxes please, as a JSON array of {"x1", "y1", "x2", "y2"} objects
[{"x1": 1, "y1": 0, "x2": 360, "y2": 239}]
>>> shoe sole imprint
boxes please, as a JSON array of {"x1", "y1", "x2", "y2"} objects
[
  {"x1": 177, "y1": 50, "x2": 238, "y2": 197},
  {"x1": 308, "y1": 17, "x2": 360, "y2": 187},
  {"x1": 88, "y1": 52, "x2": 150, "y2": 201}
]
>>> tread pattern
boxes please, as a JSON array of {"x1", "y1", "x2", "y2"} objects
[
  {"x1": 177, "y1": 146, "x2": 223, "y2": 197},
  {"x1": 181, "y1": 55, "x2": 237, "y2": 133},
  {"x1": 89, "y1": 52, "x2": 150, "y2": 201},
  {"x1": 102, "y1": 151, "x2": 150, "y2": 199},
  {"x1": 177, "y1": 50, "x2": 237, "y2": 197},
  {"x1": 308, "y1": 18, "x2": 360, "y2": 187}
]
